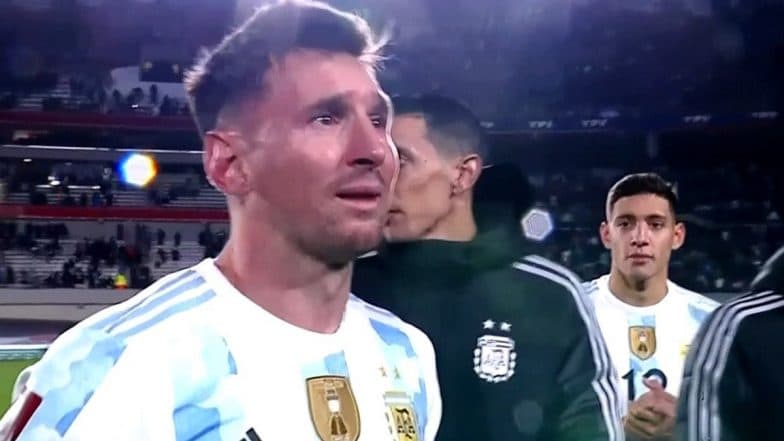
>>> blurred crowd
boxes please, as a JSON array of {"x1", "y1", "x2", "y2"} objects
[
  {"x1": 0, "y1": 160, "x2": 212, "y2": 208},
  {"x1": 0, "y1": 221, "x2": 228, "y2": 290},
  {"x1": 0, "y1": 159, "x2": 779, "y2": 294},
  {"x1": 2, "y1": 1, "x2": 781, "y2": 125},
  {"x1": 0, "y1": 71, "x2": 189, "y2": 117}
]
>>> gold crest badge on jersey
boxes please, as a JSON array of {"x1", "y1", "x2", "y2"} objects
[
  {"x1": 384, "y1": 391, "x2": 420, "y2": 441},
  {"x1": 629, "y1": 326, "x2": 657, "y2": 360},
  {"x1": 306, "y1": 376, "x2": 360, "y2": 441}
]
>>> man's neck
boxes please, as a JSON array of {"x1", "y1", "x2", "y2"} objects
[
  {"x1": 424, "y1": 202, "x2": 478, "y2": 242},
  {"x1": 608, "y1": 268, "x2": 669, "y2": 308},
  {"x1": 215, "y1": 224, "x2": 351, "y2": 334}
]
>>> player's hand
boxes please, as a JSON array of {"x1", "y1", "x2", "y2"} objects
[{"x1": 624, "y1": 378, "x2": 677, "y2": 440}]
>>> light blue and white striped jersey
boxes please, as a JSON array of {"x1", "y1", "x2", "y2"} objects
[
  {"x1": 584, "y1": 274, "x2": 718, "y2": 415},
  {"x1": 1, "y1": 259, "x2": 441, "y2": 441}
]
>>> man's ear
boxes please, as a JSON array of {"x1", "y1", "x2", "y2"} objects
[
  {"x1": 451, "y1": 154, "x2": 482, "y2": 196},
  {"x1": 672, "y1": 221, "x2": 686, "y2": 251},
  {"x1": 600, "y1": 221, "x2": 612, "y2": 250},
  {"x1": 203, "y1": 131, "x2": 250, "y2": 196}
]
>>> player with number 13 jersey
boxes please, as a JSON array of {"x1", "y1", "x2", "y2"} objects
[{"x1": 584, "y1": 173, "x2": 718, "y2": 440}]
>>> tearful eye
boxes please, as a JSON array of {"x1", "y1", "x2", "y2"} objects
[
  {"x1": 370, "y1": 115, "x2": 386, "y2": 128},
  {"x1": 312, "y1": 114, "x2": 338, "y2": 126}
]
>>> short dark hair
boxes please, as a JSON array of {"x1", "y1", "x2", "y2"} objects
[
  {"x1": 185, "y1": 0, "x2": 385, "y2": 135},
  {"x1": 391, "y1": 94, "x2": 488, "y2": 159},
  {"x1": 606, "y1": 173, "x2": 679, "y2": 217}
]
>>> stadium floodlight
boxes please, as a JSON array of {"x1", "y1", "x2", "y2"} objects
[
  {"x1": 119, "y1": 153, "x2": 158, "y2": 188},
  {"x1": 521, "y1": 208, "x2": 554, "y2": 242}
]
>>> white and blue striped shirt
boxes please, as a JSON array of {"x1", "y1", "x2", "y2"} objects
[
  {"x1": 3, "y1": 259, "x2": 441, "y2": 441},
  {"x1": 584, "y1": 274, "x2": 718, "y2": 416}
]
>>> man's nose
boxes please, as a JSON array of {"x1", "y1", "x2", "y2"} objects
[
  {"x1": 630, "y1": 223, "x2": 651, "y2": 246},
  {"x1": 346, "y1": 118, "x2": 387, "y2": 168}
]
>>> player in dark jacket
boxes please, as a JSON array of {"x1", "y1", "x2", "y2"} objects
[
  {"x1": 352, "y1": 94, "x2": 623, "y2": 441},
  {"x1": 676, "y1": 245, "x2": 784, "y2": 441}
]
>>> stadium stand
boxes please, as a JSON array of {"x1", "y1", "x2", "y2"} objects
[{"x1": 0, "y1": 0, "x2": 780, "y2": 298}]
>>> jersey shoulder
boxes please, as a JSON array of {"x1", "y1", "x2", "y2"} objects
[
  {"x1": 582, "y1": 274, "x2": 610, "y2": 297},
  {"x1": 702, "y1": 290, "x2": 784, "y2": 336},
  {"x1": 348, "y1": 294, "x2": 434, "y2": 351},
  {"x1": 511, "y1": 255, "x2": 589, "y2": 303},
  {"x1": 510, "y1": 255, "x2": 603, "y2": 332},
  {"x1": 8, "y1": 266, "x2": 222, "y2": 440},
  {"x1": 669, "y1": 281, "x2": 721, "y2": 323},
  {"x1": 27, "y1": 266, "x2": 215, "y2": 394}
]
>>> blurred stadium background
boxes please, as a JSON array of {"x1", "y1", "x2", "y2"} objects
[{"x1": 0, "y1": 0, "x2": 782, "y2": 412}]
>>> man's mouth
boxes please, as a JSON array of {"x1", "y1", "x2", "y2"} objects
[{"x1": 335, "y1": 185, "x2": 383, "y2": 210}]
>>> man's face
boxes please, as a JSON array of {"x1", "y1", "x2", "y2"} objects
[
  {"x1": 384, "y1": 114, "x2": 455, "y2": 242},
  {"x1": 601, "y1": 193, "x2": 685, "y2": 284},
  {"x1": 230, "y1": 50, "x2": 397, "y2": 265}
]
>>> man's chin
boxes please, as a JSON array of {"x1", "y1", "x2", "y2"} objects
[
  {"x1": 348, "y1": 228, "x2": 384, "y2": 256},
  {"x1": 626, "y1": 270, "x2": 654, "y2": 288},
  {"x1": 304, "y1": 227, "x2": 383, "y2": 268}
]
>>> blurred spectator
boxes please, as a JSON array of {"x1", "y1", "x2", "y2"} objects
[
  {"x1": 150, "y1": 84, "x2": 159, "y2": 105},
  {"x1": 114, "y1": 273, "x2": 128, "y2": 289}
]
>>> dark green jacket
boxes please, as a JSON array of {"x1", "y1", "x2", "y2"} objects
[
  {"x1": 352, "y1": 222, "x2": 622, "y2": 441},
  {"x1": 677, "y1": 246, "x2": 784, "y2": 441}
]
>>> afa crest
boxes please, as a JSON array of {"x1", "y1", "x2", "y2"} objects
[
  {"x1": 629, "y1": 326, "x2": 657, "y2": 360},
  {"x1": 384, "y1": 391, "x2": 420, "y2": 441},
  {"x1": 473, "y1": 320, "x2": 517, "y2": 383}
]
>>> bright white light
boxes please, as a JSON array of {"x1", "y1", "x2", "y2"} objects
[
  {"x1": 521, "y1": 208, "x2": 554, "y2": 241},
  {"x1": 119, "y1": 153, "x2": 158, "y2": 188},
  {"x1": 23, "y1": 158, "x2": 32, "y2": 163}
]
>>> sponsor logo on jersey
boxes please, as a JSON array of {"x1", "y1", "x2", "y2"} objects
[
  {"x1": 239, "y1": 427, "x2": 262, "y2": 441},
  {"x1": 306, "y1": 376, "x2": 360, "y2": 441},
  {"x1": 629, "y1": 326, "x2": 657, "y2": 360},
  {"x1": 473, "y1": 319, "x2": 517, "y2": 383}
]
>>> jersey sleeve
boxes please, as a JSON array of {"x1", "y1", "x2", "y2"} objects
[
  {"x1": 405, "y1": 325, "x2": 442, "y2": 441},
  {"x1": 676, "y1": 303, "x2": 759, "y2": 441},
  {"x1": 554, "y1": 298, "x2": 623, "y2": 441},
  {"x1": 0, "y1": 326, "x2": 167, "y2": 441},
  {"x1": 521, "y1": 257, "x2": 623, "y2": 441}
]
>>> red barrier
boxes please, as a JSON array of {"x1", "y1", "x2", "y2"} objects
[{"x1": 0, "y1": 204, "x2": 228, "y2": 221}]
